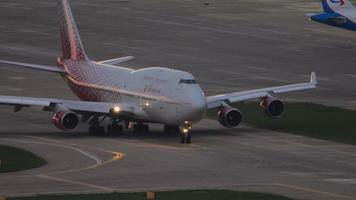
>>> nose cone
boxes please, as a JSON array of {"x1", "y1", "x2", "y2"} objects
[{"x1": 187, "y1": 90, "x2": 207, "y2": 122}]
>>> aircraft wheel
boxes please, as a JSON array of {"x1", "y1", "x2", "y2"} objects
[
  {"x1": 107, "y1": 125, "x2": 112, "y2": 134},
  {"x1": 186, "y1": 132, "x2": 192, "y2": 144},
  {"x1": 142, "y1": 124, "x2": 149, "y2": 133},
  {"x1": 133, "y1": 124, "x2": 149, "y2": 134},
  {"x1": 164, "y1": 125, "x2": 180, "y2": 135},
  {"x1": 107, "y1": 124, "x2": 123, "y2": 135},
  {"x1": 89, "y1": 125, "x2": 105, "y2": 135},
  {"x1": 180, "y1": 132, "x2": 191, "y2": 144},
  {"x1": 180, "y1": 135, "x2": 185, "y2": 144}
]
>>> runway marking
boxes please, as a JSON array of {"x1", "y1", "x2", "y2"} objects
[
  {"x1": 346, "y1": 74, "x2": 356, "y2": 78},
  {"x1": 324, "y1": 178, "x2": 356, "y2": 185},
  {"x1": 271, "y1": 183, "x2": 356, "y2": 200},
  {"x1": 123, "y1": 140, "x2": 195, "y2": 151},
  {"x1": 2, "y1": 133, "x2": 355, "y2": 199},
  {"x1": 28, "y1": 136, "x2": 126, "y2": 159},
  {"x1": 188, "y1": 144, "x2": 211, "y2": 150},
  {"x1": 242, "y1": 65, "x2": 280, "y2": 73},
  {"x1": 136, "y1": 16, "x2": 291, "y2": 43},
  {"x1": 37, "y1": 175, "x2": 115, "y2": 192},
  {"x1": 245, "y1": 133, "x2": 356, "y2": 157},
  {"x1": 201, "y1": 120, "x2": 356, "y2": 158},
  {"x1": 0, "y1": 137, "x2": 124, "y2": 176},
  {"x1": 26, "y1": 136, "x2": 125, "y2": 175},
  {"x1": 0, "y1": 137, "x2": 102, "y2": 168},
  {"x1": 135, "y1": 182, "x2": 356, "y2": 200},
  {"x1": 209, "y1": 131, "x2": 353, "y2": 177}
]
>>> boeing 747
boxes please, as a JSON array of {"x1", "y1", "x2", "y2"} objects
[{"x1": 0, "y1": 0, "x2": 317, "y2": 143}]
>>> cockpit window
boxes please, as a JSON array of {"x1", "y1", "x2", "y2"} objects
[{"x1": 179, "y1": 79, "x2": 197, "y2": 84}]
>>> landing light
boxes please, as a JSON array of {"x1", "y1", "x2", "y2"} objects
[
  {"x1": 113, "y1": 106, "x2": 121, "y2": 113},
  {"x1": 184, "y1": 121, "x2": 192, "y2": 130},
  {"x1": 145, "y1": 102, "x2": 150, "y2": 106},
  {"x1": 182, "y1": 128, "x2": 189, "y2": 133}
]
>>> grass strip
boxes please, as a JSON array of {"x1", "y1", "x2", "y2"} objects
[
  {"x1": 9, "y1": 190, "x2": 294, "y2": 200},
  {"x1": 207, "y1": 102, "x2": 356, "y2": 145},
  {"x1": 0, "y1": 145, "x2": 46, "y2": 173}
]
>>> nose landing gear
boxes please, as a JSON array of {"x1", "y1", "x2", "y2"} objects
[{"x1": 180, "y1": 122, "x2": 192, "y2": 144}]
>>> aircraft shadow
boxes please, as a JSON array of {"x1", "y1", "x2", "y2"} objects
[{"x1": 0, "y1": 126, "x2": 266, "y2": 141}]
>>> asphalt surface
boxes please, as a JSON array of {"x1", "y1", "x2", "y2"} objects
[
  {"x1": 0, "y1": 0, "x2": 356, "y2": 199},
  {"x1": 1, "y1": 121, "x2": 356, "y2": 200}
]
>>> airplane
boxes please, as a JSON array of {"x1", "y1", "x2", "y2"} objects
[
  {"x1": 0, "y1": 0, "x2": 317, "y2": 144},
  {"x1": 307, "y1": 0, "x2": 356, "y2": 31}
]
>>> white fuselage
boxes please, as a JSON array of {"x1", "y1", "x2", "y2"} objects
[{"x1": 58, "y1": 58, "x2": 207, "y2": 125}]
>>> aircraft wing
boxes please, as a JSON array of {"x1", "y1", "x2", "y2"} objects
[
  {"x1": 0, "y1": 95, "x2": 143, "y2": 117},
  {"x1": 206, "y1": 72, "x2": 317, "y2": 109}
]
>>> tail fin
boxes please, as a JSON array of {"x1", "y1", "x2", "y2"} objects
[
  {"x1": 57, "y1": 0, "x2": 88, "y2": 61},
  {"x1": 321, "y1": 0, "x2": 355, "y2": 13}
]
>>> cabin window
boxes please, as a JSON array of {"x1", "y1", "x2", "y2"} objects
[{"x1": 179, "y1": 79, "x2": 197, "y2": 84}]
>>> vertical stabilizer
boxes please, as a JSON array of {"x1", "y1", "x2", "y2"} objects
[
  {"x1": 322, "y1": 0, "x2": 355, "y2": 13},
  {"x1": 57, "y1": 0, "x2": 88, "y2": 61}
]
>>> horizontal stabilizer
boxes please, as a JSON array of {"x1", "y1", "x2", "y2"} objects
[
  {"x1": 0, "y1": 60, "x2": 65, "y2": 73},
  {"x1": 305, "y1": 13, "x2": 316, "y2": 18},
  {"x1": 98, "y1": 56, "x2": 134, "y2": 65}
]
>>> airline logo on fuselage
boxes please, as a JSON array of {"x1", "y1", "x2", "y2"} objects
[
  {"x1": 144, "y1": 85, "x2": 162, "y2": 95},
  {"x1": 330, "y1": 0, "x2": 345, "y2": 5}
]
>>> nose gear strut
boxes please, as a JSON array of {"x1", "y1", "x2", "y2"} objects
[{"x1": 180, "y1": 122, "x2": 192, "y2": 144}]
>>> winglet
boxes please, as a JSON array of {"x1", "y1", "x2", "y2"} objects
[{"x1": 310, "y1": 72, "x2": 317, "y2": 84}]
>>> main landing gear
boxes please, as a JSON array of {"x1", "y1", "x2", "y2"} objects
[
  {"x1": 88, "y1": 115, "x2": 192, "y2": 144},
  {"x1": 107, "y1": 119, "x2": 124, "y2": 135},
  {"x1": 88, "y1": 116, "x2": 106, "y2": 135},
  {"x1": 133, "y1": 123, "x2": 150, "y2": 134},
  {"x1": 164, "y1": 125, "x2": 180, "y2": 135},
  {"x1": 88, "y1": 116, "x2": 124, "y2": 135},
  {"x1": 88, "y1": 115, "x2": 151, "y2": 135},
  {"x1": 89, "y1": 124, "x2": 105, "y2": 134}
]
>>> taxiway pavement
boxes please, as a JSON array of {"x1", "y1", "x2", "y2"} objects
[
  {"x1": 1, "y1": 120, "x2": 356, "y2": 200},
  {"x1": 1, "y1": 0, "x2": 356, "y2": 199}
]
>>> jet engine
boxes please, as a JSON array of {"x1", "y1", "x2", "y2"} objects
[
  {"x1": 218, "y1": 106, "x2": 242, "y2": 128},
  {"x1": 260, "y1": 97, "x2": 284, "y2": 118},
  {"x1": 53, "y1": 111, "x2": 80, "y2": 130}
]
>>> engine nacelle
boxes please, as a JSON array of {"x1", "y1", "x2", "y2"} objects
[
  {"x1": 53, "y1": 111, "x2": 80, "y2": 131},
  {"x1": 218, "y1": 107, "x2": 242, "y2": 128},
  {"x1": 260, "y1": 97, "x2": 284, "y2": 118}
]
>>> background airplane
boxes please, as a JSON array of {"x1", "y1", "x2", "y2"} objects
[
  {"x1": 0, "y1": 0, "x2": 317, "y2": 144},
  {"x1": 308, "y1": 0, "x2": 356, "y2": 31}
]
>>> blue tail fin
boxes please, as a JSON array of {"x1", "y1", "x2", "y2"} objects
[
  {"x1": 322, "y1": 0, "x2": 335, "y2": 13},
  {"x1": 321, "y1": 0, "x2": 355, "y2": 13}
]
